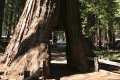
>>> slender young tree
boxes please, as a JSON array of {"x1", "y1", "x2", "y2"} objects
[{"x1": 0, "y1": 0, "x2": 5, "y2": 40}]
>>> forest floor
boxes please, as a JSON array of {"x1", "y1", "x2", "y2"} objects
[
  {"x1": 49, "y1": 63, "x2": 120, "y2": 80},
  {"x1": 48, "y1": 52, "x2": 120, "y2": 80},
  {"x1": 0, "y1": 51, "x2": 120, "y2": 80}
]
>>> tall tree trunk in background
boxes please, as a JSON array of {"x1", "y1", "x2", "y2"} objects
[
  {"x1": 0, "y1": 0, "x2": 58, "y2": 79},
  {"x1": 104, "y1": 28, "x2": 109, "y2": 49},
  {"x1": 98, "y1": 28, "x2": 102, "y2": 49},
  {"x1": 0, "y1": 0, "x2": 5, "y2": 40},
  {"x1": 65, "y1": 0, "x2": 88, "y2": 71},
  {"x1": 108, "y1": 26, "x2": 115, "y2": 49}
]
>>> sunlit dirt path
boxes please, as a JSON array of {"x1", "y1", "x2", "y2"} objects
[{"x1": 60, "y1": 70, "x2": 120, "y2": 80}]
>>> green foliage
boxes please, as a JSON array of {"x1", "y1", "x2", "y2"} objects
[
  {"x1": 94, "y1": 50, "x2": 120, "y2": 60},
  {"x1": 79, "y1": 0, "x2": 120, "y2": 37}
]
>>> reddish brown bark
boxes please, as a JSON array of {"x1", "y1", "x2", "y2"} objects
[
  {"x1": 0, "y1": 0, "x2": 58, "y2": 79},
  {"x1": 65, "y1": 0, "x2": 88, "y2": 71},
  {"x1": 0, "y1": 0, "x2": 89, "y2": 79}
]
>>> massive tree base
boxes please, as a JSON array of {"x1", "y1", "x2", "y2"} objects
[
  {"x1": 0, "y1": 0, "x2": 56, "y2": 79},
  {"x1": 0, "y1": 44, "x2": 49, "y2": 80},
  {"x1": 0, "y1": 0, "x2": 89, "y2": 79}
]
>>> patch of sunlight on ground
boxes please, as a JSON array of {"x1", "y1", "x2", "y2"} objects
[{"x1": 60, "y1": 70, "x2": 120, "y2": 80}]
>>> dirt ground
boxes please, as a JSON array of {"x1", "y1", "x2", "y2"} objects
[
  {"x1": 48, "y1": 62, "x2": 120, "y2": 80},
  {"x1": 0, "y1": 52, "x2": 120, "y2": 80},
  {"x1": 60, "y1": 70, "x2": 120, "y2": 80},
  {"x1": 48, "y1": 52, "x2": 120, "y2": 80}
]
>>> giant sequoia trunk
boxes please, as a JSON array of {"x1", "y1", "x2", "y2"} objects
[
  {"x1": 0, "y1": 0, "x2": 88, "y2": 79},
  {"x1": 0, "y1": 0, "x2": 58, "y2": 79},
  {"x1": 65, "y1": 0, "x2": 88, "y2": 71}
]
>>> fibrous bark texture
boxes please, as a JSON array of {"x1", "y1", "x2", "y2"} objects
[
  {"x1": 65, "y1": 0, "x2": 88, "y2": 71},
  {"x1": 0, "y1": 0, "x2": 88, "y2": 79},
  {"x1": 0, "y1": 0, "x2": 58, "y2": 79}
]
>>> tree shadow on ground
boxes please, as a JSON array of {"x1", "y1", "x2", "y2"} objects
[
  {"x1": 100, "y1": 63, "x2": 120, "y2": 74},
  {"x1": 48, "y1": 63, "x2": 94, "y2": 80}
]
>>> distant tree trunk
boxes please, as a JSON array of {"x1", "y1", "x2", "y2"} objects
[
  {"x1": 98, "y1": 28, "x2": 102, "y2": 49},
  {"x1": 108, "y1": 26, "x2": 115, "y2": 49},
  {"x1": 0, "y1": 0, "x2": 5, "y2": 40},
  {"x1": 85, "y1": 13, "x2": 96, "y2": 35},
  {"x1": 65, "y1": 0, "x2": 88, "y2": 71},
  {"x1": 7, "y1": 26, "x2": 12, "y2": 40},
  {"x1": 104, "y1": 28, "x2": 108, "y2": 49}
]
